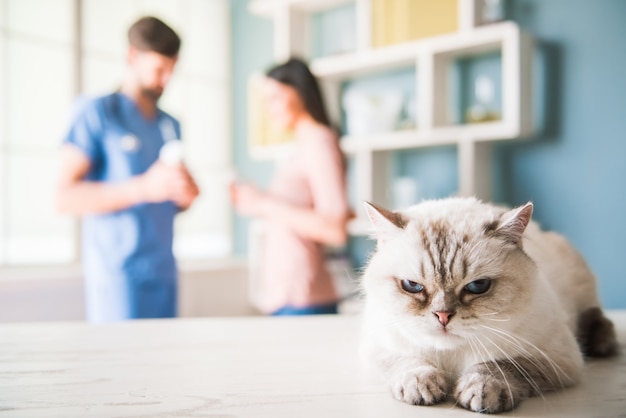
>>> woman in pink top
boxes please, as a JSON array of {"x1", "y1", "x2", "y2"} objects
[{"x1": 232, "y1": 58, "x2": 351, "y2": 315}]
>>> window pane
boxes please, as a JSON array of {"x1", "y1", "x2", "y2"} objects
[
  {"x1": 5, "y1": 153, "x2": 77, "y2": 264},
  {"x1": 182, "y1": 81, "x2": 230, "y2": 167},
  {"x1": 0, "y1": 35, "x2": 5, "y2": 262},
  {"x1": 81, "y1": 0, "x2": 138, "y2": 55},
  {"x1": 178, "y1": 0, "x2": 230, "y2": 79},
  {"x1": 6, "y1": 0, "x2": 74, "y2": 44},
  {"x1": 6, "y1": 39, "x2": 75, "y2": 151},
  {"x1": 81, "y1": 53, "x2": 124, "y2": 96},
  {"x1": 136, "y1": 0, "x2": 184, "y2": 30},
  {"x1": 174, "y1": 167, "x2": 232, "y2": 259},
  {"x1": 0, "y1": 0, "x2": 6, "y2": 29}
]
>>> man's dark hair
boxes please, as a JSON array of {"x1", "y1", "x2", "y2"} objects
[{"x1": 128, "y1": 16, "x2": 181, "y2": 58}]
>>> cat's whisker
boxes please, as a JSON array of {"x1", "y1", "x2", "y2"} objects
[
  {"x1": 479, "y1": 333, "x2": 545, "y2": 400},
  {"x1": 478, "y1": 311, "x2": 504, "y2": 317},
  {"x1": 470, "y1": 322, "x2": 562, "y2": 397},
  {"x1": 465, "y1": 335, "x2": 509, "y2": 401},
  {"x1": 470, "y1": 335, "x2": 499, "y2": 377},
  {"x1": 481, "y1": 324, "x2": 570, "y2": 385},
  {"x1": 472, "y1": 335, "x2": 515, "y2": 403},
  {"x1": 479, "y1": 326, "x2": 543, "y2": 365},
  {"x1": 493, "y1": 342, "x2": 558, "y2": 398},
  {"x1": 483, "y1": 316, "x2": 512, "y2": 322},
  {"x1": 474, "y1": 311, "x2": 512, "y2": 322},
  {"x1": 464, "y1": 336, "x2": 484, "y2": 370},
  {"x1": 466, "y1": 335, "x2": 479, "y2": 359},
  {"x1": 469, "y1": 335, "x2": 507, "y2": 392},
  {"x1": 479, "y1": 325, "x2": 569, "y2": 390}
]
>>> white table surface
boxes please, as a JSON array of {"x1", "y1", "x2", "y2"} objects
[{"x1": 1, "y1": 311, "x2": 625, "y2": 418}]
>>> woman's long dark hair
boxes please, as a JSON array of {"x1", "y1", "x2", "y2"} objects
[{"x1": 266, "y1": 57, "x2": 331, "y2": 127}]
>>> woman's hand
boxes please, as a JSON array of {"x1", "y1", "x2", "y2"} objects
[{"x1": 230, "y1": 182, "x2": 267, "y2": 217}]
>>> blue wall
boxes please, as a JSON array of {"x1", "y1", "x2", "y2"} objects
[
  {"x1": 499, "y1": 0, "x2": 626, "y2": 309},
  {"x1": 231, "y1": 0, "x2": 626, "y2": 308}
]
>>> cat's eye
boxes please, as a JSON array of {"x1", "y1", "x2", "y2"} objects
[
  {"x1": 465, "y1": 278, "x2": 492, "y2": 294},
  {"x1": 400, "y1": 279, "x2": 424, "y2": 294}
]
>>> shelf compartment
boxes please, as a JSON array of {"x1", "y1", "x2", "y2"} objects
[
  {"x1": 391, "y1": 145, "x2": 458, "y2": 205},
  {"x1": 346, "y1": 141, "x2": 459, "y2": 237},
  {"x1": 424, "y1": 21, "x2": 533, "y2": 137},
  {"x1": 311, "y1": 2, "x2": 357, "y2": 58},
  {"x1": 454, "y1": 51, "x2": 503, "y2": 125},
  {"x1": 340, "y1": 66, "x2": 416, "y2": 137}
]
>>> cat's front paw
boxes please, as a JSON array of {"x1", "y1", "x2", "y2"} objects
[
  {"x1": 389, "y1": 366, "x2": 448, "y2": 405},
  {"x1": 454, "y1": 370, "x2": 520, "y2": 413}
]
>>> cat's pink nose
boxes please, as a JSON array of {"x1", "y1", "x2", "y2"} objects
[{"x1": 434, "y1": 310, "x2": 456, "y2": 326}]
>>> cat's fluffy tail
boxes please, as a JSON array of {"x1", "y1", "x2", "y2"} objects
[{"x1": 577, "y1": 307, "x2": 618, "y2": 357}]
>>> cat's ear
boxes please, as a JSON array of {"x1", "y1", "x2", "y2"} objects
[
  {"x1": 495, "y1": 202, "x2": 533, "y2": 246},
  {"x1": 364, "y1": 201, "x2": 407, "y2": 240}
]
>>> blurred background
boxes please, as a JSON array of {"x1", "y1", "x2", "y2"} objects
[{"x1": 0, "y1": 0, "x2": 624, "y2": 321}]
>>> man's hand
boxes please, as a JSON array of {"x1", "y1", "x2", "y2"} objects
[
  {"x1": 139, "y1": 161, "x2": 199, "y2": 209},
  {"x1": 173, "y1": 165, "x2": 199, "y2": 210}
]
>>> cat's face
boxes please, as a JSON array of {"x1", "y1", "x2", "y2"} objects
[{"x1": 362, "y1": 198, "x2": 537, "y2": 351}]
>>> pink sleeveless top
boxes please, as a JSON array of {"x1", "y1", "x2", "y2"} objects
[{"x1": 258, "y1": 125, "x2": 349, "y2": 313}]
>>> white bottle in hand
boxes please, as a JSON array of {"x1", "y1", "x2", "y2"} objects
[
  {"x1": 159, "y1": 140, "x2": 183, "y2": 165},
  {"x1": 159, "y1": 119, "x2": 183, "y2": 165}
]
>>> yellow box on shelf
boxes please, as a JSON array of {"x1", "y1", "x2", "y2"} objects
[{"x1": 372, "y1": 0, "x2": 458, "y2": 48}]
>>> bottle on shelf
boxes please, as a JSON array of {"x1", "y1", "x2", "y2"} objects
[{"x1": 466, "y1": 74, "x2": 500, "y2": 123}]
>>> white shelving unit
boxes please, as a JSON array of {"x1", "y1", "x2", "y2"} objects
[{"x1": 249, "y1": 0, "x2": 534, "y2": 235}]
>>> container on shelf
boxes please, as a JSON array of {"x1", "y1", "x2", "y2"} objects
[
  {"x1": 448, "y1": 50, "x2": 503, "y2": 126},
  {"x1": 466, "y1": 74, "x2": 501, "y2": 123},
  {"x1": 342, "y1": 89, "x2": 404, "y2": 135},
  {"x1": 479, "y1": 0, "x2": 507, "y2": 24},
  {"x1": 340, "y1": 66, "x2": 416, "y2": 136},
  {"x1": 372, "y1": 0, "x2": 458, "y2": 48}
]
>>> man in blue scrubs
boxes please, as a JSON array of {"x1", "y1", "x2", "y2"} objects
[{"x1": 56, "y1": 17, "x2": 199, "y2": 322}]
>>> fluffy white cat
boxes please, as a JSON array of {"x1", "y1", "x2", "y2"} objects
[{"x1": 360, "y1": 197, "x2": 617, "y2": 413}]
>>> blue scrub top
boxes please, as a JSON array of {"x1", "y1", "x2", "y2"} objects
[{"x1": 64, "y1": 92, "x2": 181, "y2": 322}]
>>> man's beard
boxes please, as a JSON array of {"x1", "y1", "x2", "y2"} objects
[{"x1": 140, "y1": 87, "x2": 163, "y2": 103}]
